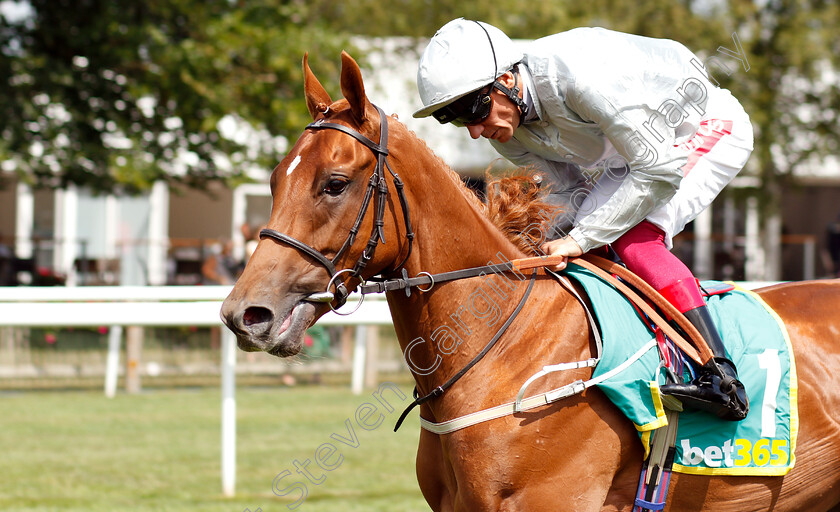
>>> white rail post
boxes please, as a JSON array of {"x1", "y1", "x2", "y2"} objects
[
  {"x1": 364, "y1": 325, "x2": 379, "y2": 389},
  {"x1": 125, "y1": 326, "x2": 143, "y2": 394},
  {"x1": 104, "y1": 326, "x2": 123, "y2": 398},
  {"x1": 351, "y1": 324, "x2": 367, "y2": 395},
  {"x1": 221, "y1": 328, "x2": 237, "y2": 497}
]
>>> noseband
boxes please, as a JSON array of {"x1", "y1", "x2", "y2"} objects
[{"x1": 259, "y1": 105, "x2": 414, "y2": 310}]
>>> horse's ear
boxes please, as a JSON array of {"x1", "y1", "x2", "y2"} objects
[
  {"x1": 303, "y1": 52, "x2": 332, "y2": 119},
  {"x1": 339, "y1": 51, "x2": 369, "y2": 125}
]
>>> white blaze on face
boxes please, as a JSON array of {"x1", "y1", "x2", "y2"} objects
[{"x1": 285, "y1": 155, "x2": 302, "y2": 176}]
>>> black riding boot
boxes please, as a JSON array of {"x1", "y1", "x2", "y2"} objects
[{"x1": 660, "y1": 305, "x2": 749, "y2": 421}]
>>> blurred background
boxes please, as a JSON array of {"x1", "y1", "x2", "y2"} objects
[{"x1": 1, "y1": 0, "x2": 838, "y2": 510}]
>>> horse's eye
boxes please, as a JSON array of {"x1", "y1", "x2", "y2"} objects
[{"x1": 324, "y1": 178, "x2": 349, "y2": 196}]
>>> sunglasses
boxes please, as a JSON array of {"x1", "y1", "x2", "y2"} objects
[{"x1": 431, "y1": 85, "x2": 494, "y2": 127}]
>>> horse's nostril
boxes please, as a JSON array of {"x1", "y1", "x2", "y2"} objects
[{"x1": 243, "y1": 306, "x2": 273, "y2": 326}]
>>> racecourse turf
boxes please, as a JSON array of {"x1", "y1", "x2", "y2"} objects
[{"x1": 0, "y1": 384, "x2": 430, "y2": 511}]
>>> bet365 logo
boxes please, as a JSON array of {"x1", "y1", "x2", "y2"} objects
[{"x1": 680, "y1": 438, "x2": 789, "y2": 467}]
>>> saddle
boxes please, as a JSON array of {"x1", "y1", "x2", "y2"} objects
[
  {"x1": 513, "y1": 253, "x2": 713, "y2": 366},
  {"x1": 541, "y1": 257, "x2": 796, "y2": 512}
]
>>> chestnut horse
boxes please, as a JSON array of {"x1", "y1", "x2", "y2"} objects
[{"x1": 221, "y1": 52, "x2": 840, "y2": 511}]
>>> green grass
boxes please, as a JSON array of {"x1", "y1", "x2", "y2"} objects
[{"x1": 0, "y1": 385, "x2": 430, "y2": 511}]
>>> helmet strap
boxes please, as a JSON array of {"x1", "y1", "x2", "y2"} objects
[{"x1": 492, "y1": 65, "x2": 529, "y2": 126}]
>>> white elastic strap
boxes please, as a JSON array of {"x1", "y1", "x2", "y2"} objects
[
  {"x1": 419, "y1": 338, "x2": 657, "y2": 435},
  {"x1": 513, "y1": 358, "x2": 599, "y2": 412},
  {"x1": 515, "y1": 338, "x2": 656, "y2": 412}
]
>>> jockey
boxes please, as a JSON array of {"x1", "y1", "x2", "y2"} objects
[{"x1": 413, "y1": 18, "x2": 753, "y2": 421}]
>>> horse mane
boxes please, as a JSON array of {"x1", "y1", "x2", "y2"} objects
[
  {"x1": 483, "y1": 173, "x2": 560, "y2": 254},
  {"x1": 398, "y1": 124, "x2": 560, "y2": 255}
]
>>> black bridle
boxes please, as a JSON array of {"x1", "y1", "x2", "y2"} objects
[{"x1": 259, "y1": 105, "x2": 414, "y2": 309}]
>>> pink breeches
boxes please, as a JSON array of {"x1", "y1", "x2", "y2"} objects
[{"x1": 611, "y1": 220, "x2": 705, "y2": 312}]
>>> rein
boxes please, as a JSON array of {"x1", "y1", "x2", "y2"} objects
[
  {"x1": 393, "y1": 269, "x2": 538, "y2": 431},
  {"x1": 391, "y1": 264, "x2": 606, "y2": 432}
]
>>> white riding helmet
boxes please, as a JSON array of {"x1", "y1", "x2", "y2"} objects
[{"x1": 413, "y1": 18, "x2": 523, "y2": 119}]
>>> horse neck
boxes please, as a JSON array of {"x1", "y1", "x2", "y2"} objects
[
  {"x1": 385, "y1": 131, "x2": 583, "y2": 400},
  {"x1": 390, "y1": 134, "x2": 521, "y2": 273}
]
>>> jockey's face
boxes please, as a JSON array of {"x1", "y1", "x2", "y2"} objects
[{"x1": 465, "y1": 72, "x2": 521, "y2": 143}]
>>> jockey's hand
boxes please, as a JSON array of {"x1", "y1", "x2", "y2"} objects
[{"x1": 541, "y1": 237, "x2": 583, "y2": 271}]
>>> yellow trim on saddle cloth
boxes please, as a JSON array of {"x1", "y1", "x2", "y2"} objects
[
  {"x1": 671, "y1": 283, "x2": 799, "y2": 476},
  {"x1": 737, "y1": 284, "x2": 798, "y2": 473},
  {"x1": 563, "y1": 266, "x2": 797, "y2": 476},
  {"x1": 638, "y1": 382, "x2": 669, "y2": 461}
]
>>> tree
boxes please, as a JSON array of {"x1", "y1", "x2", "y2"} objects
[
  {"x1": 722, "y1": 0, "x2": 840, "y2": 184},
  {"x1": 3, "y1": 0, "x2": 837, "y2": 208},
  {"x1": 0, "y1": 0, "x2": 352, "y2": 192},
  {"x1": 703, "y1": 0, "x2": 840, "y2": 278}
]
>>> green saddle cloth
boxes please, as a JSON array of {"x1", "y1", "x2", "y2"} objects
[{"x1": 565, "y1": 263, "x2": 797, "y2": 476}]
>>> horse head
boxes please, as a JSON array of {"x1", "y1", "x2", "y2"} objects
[{"x1": 221, "y1": 52, "x2": 411, "y2": 356}]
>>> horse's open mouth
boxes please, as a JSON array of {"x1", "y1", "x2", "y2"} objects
[{"x1": 267, "y1": 300, "x2": 318, "y2": 357}]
